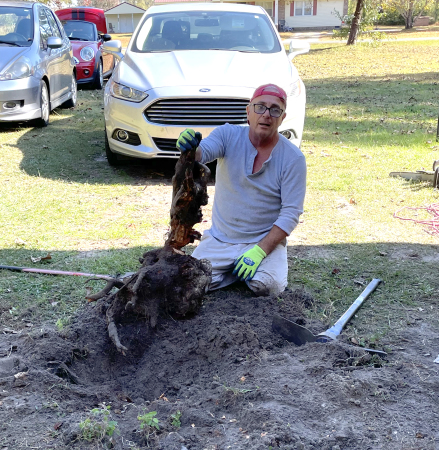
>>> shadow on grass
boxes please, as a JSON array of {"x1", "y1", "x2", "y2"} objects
[
  {"x1": 0, "y1": 113, "x2": 180, "y2": 186},
  {"x1": 0, "y1": 242, "x2": 438, "y2": 328},
  {"x1": 0, "y1": 71, "x2": 437, "y2": 184}
]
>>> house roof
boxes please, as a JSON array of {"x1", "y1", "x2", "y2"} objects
[{"x1": 105, "y1": 2, "x2": 145, "y2": 14}]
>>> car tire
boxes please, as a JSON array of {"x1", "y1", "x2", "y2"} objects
[
  {"x1": 93, "y1": 60, "x2": 104, "y2": 90},
  {"x1": 105, "y1": 129, "x2": 121, "y2": 166},
  {"x1": 35, "y1": 80, "x2": 50, "y2": 127},
  {"x1": 64, "y1": 72, "x2": 77, "y2": 108}
]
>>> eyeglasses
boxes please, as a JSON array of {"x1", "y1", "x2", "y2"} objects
[{"x1": 252, "y1": 103, "x2": 284, "y2": 118}]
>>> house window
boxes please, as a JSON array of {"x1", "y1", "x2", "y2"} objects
[
  {"x1": 295, "y1": 1, "x2": 313, "y2": 16},
  {"x1": 255, "y1": 1, "x2": 273, "y2": 18}
]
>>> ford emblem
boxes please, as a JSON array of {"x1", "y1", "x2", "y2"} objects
[{"x1": 199, "y1": 88, "x2": 211, "y2": 92}]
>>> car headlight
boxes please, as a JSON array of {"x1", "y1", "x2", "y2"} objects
[
  {"x1": 80, "y1": 46, "x2": 94, "y2": 62},
  {"x1": 287, "y1": 79, "x2": 302, "y2": 98},
  {"x1": 109, "y1": 79, "x2": 148, "y2": 103},
  {"x1": 0, "y1": 56, "x2": 34, "y2": 81}
]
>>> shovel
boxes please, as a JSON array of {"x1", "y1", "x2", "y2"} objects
[{"x1": 272, "y1": 278, "x2": 387, "y2": 356}]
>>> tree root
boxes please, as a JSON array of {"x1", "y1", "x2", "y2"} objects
[{"x1": 88, "y1": 147, "x2": 212, "y2": 354}]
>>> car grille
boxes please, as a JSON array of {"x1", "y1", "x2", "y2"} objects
[
  {"x1": 153, "y1": 137, "x2": 178, "y2": 152},
  {"x1": 144, "y1": 98, "x2": 249, "y2": 125}
]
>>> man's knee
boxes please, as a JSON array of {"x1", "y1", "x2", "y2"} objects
[{"x1": 247, "y1": 276, "x2": 286, "y2": 297}]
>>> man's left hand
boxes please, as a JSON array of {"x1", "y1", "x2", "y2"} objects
[{"x1": 233, "y1": 245, "x2": 266, "y2": 281}]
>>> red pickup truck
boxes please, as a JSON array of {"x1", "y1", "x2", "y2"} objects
[{"x1": 56, "y1": 7, "x2": 114, "y2": 89}]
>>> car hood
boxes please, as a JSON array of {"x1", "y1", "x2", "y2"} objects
[
  {"x1": 0, "y1": 47, "x2": 29, "y2": 73},
  {"x1": 117, "y1": 50, "x2": 298, "y2": 92}
]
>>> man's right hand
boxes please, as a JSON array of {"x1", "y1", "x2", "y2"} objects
[{"x1": 176, "y1": 129, "x2": 202, "y2": 152}]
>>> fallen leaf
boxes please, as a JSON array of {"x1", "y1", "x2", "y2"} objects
[
  {"x1": 416, "y1": 433, "x2": 424, "y2": 439},
  {"x1": 30, "y1": 253, "x2": 51, "y2": 263},
  {"x1": 349, "y1": 198, "x2": 356, "y2": 204},
  {"x1": 332, "y1": 268, "x2": 340, "y2": 274},
  {"x1": 351, "y1": 337, "x2": 359, "y2": 345},
  {"x1": 261, "y1": 432, "x2": 267, "y2": 437},
  {"x1": 14, "y1": 371, "x2": 27, "y2": 379},
  {"x1": 54, "y1": 422, "x2": 63, "y2": 430},
  {"x1": 158, "y1": 393, "x2": 168, "y2": 402},
  {"x1": 240, "y1": 376, "x2": 246, "y2": 382},
  {"x1": 3, "y1": 327, "x2": 18, "y2": 334}
]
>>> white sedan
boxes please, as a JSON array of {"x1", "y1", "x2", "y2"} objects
[{"x1": 102, "y1": 3, "x2": 309, "y2": 165}]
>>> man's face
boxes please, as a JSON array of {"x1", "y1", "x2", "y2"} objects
[{"x1": 246, "y1": 94, "x2": 287, "y2": 141}]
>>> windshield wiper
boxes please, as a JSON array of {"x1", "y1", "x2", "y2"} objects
[
  {"x1": 68, "y1": 36, "x2": 89, "y2": 41},
  {"x1": 0, "y1": 40, "x2": 23, "y2": 47},
  {"x1": 207, "y1": 48, "x2": 260, "y2": 52}
]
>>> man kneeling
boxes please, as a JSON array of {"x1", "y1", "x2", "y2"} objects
[{"x1": 176, "y1": 84, "x2": 307, "y2": 296}]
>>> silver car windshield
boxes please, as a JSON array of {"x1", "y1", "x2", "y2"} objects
[
  {"x1": 133, "y1": 11, "x2": 281, "y2": 53},
  {"x1": 0, "y1": 6, "x2": 33, "y2": 47}
]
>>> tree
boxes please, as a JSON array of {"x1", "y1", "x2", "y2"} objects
[
  {"x1": 386, "y1": 0, "x2": 432, "y2": 28},
  {"x1": 347, "y1": 0, "x2": 366, "y2": 44},
  {"x1": 333, "y1": 0, "x2": 384, "y2": 45},
  {"x1": 131, "y1": 0, "x2": 154, "y2": 11}
]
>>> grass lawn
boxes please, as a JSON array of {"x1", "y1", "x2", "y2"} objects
[
  {"x1": 0, "y1": 39, "x2": 438, "y2": 348},
  {"x1": 110, "y1": 33, "x2": 132, "y2": 47}
]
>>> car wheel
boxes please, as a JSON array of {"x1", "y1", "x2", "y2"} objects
[
  {"x1": 105, "y1": 129, "x2": 121, "y2": 166},
  {"x1": 35, "y1": 80, "x2": 50, "y2": 127},
  {"x1": 64, "y1": 72, "x2": 77, "y2": 108},
  {"x1": 94, "y1": 60, "x2": 104, "y2": 90}
]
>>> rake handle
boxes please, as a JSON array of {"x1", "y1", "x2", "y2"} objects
[{"x1": 0, "y1": 265, "x2": 115, "y2": 281}]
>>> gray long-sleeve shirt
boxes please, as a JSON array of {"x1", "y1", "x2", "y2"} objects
[{"x1": 199, "y1": 123, "x2": 306, "y2": 244}]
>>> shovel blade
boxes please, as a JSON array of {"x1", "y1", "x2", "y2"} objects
[{"x1": 272, "y1": 315, "x2": 317, "y2": 346}]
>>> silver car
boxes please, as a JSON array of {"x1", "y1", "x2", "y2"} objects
[
  {"x1": 102, "y1": 3, "x2": 309, "y2": 166},
  {"x1": 0, "y1": 1, "x2": 77, "y2": 126}
]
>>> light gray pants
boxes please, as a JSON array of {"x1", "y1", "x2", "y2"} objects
[{"x1": 191, "y1": 230, "x2": 288, "y2": 296}]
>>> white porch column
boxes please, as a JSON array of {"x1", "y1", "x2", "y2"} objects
[{"x1": 274, "y1": 0, "x2": 279, "y2": 28}]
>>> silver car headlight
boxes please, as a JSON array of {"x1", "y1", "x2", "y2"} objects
[
  {"x1": 287, "y1": 79, "x2": 302, "y2": 98},
  {"x1": 109, "y1": 79, "x2": 148, "y2": 103},
  {"x1": 80, "y1": 46, "x2": 94, "y2": 62},
  {"x1": 0, "y1": 56, "x2": 34, "y2": 81}
]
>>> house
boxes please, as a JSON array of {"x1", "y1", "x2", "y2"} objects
[
  {"x1": 283, "y1": 0, "x2": 348, "y2": 29},
  {"x1": 104, "y1": 2, "x2": 146, "y2": 33}
]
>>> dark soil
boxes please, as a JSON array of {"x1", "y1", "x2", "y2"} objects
[{"x1": 0, "y1": 286, "x2": 438, "y2": 450}]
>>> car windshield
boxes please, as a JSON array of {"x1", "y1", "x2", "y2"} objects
[
  {"x1": 62, "y1": 20, "x2": 96, "y2": 41},
  {"x1": 133, "y1": 10, "x2": 280, "y2": 53},
  {"x1": 0, "y1": 6, "x2": 33, "y2": 47}
]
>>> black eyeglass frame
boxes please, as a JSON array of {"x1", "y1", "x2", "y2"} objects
[{"x1": 251, "y1": 103, "x2": 284, "y2": 118}]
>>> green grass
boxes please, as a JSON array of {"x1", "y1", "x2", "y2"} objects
[{"x1": 1, "y1": 39, "x2": 439, "y2": 348}]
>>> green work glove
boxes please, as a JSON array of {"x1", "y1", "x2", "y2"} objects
[
  {"x1": 233, "y1": 245, "x2": 267, "y2": 281},
  {"x1": 176, "y1": 129, "x2": 202, "y2": 152}
]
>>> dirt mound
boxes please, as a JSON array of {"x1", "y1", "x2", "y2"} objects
[{"x1": 0, "y1": 287, "x2": 438, "y2": 449}]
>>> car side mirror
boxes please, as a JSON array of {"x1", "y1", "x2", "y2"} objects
[
  {"x1": 102, "y1": 34, "x2": 112, "y2": 42},
  {"x1": 284, "y1": 39, "x2": 310, "y2": 60},
  {"x1": 47, "y1": 36, "x2": 63, "y2": 49},
  {"x1": 102, "y1": 40, "x2": 123, "y2": 61}
]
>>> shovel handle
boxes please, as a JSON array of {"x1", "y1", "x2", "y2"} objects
[{"x1": 325, "y1": 278, "x2": 382, "y2": 338}]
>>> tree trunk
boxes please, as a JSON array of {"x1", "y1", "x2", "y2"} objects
[
  {"x1": 405, "y1": 8, "x2": 414, "y2": 28},
  {"x1": 347, "y1": 0, "x2": 365, "y2": 45},
  {"x1": 91, "y1": 148, "x2": 213, "y2": 354}
]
